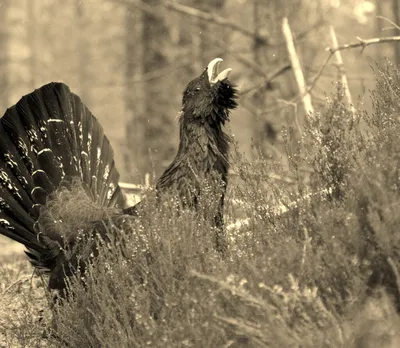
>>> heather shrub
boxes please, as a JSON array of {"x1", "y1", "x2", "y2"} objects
[{"x1": 46, "y1": 63, "x2": 400, "y2": 347}]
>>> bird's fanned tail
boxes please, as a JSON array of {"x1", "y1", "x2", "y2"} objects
[
  {"x1": 0, "y1": 58, "x2": 238, "y2": 293},
  {"x1": 0, "y1": 82, "x2": 125, "y2": 272}
]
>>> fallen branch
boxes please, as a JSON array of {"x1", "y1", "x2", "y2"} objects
[
  {"x1": 227, "y1": 187, "x2": 333, "y2": 232},
  {"x1": 119, "y1": 173, "x2": 150, "y2": 192}
]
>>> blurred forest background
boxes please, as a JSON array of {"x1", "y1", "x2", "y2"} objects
[{"x1": 0, "y1": 0, "x2": 398, "y2": 184}]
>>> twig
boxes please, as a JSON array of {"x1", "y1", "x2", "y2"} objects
[
  {"x1": 314, "y1": 34, "x2": 400, "y2": 102},
  {"x1": 222, "y1": 340, "x2": 236, "y2": 348},
  {"x1": 112, "y1": 0, "x2": 163, "y2": 19},
  {"x1": 300, "y1": 227, "x2": 312, "y2": 273},
  {"x1": 299, "y1": 54, "x2": 331, "y2": 103},
  {"x1": 129, "y1": 56, "x2": 192, "y2": 84},
  {"x1": 282, "y1": 17, "x2": 314, "y2": 118},
  {"x1": 113, "y1": 0, "x2": 272, "y2": 46},
  {"x1": 329, "y1": 25, "x2": 356, "y2": 120},
  {"x1": 240, "y1": 63, "x2": 291, "y2": 96},
  {"x1": 190, "y1": 270, "x2": 269, "y2": 310},
  {"x1": 229, "y1": 171, "x2": 295, "y2": 184},
  {"x1": 387, "y1": 256, "x2": 400, "y2": 297},
  {"x1": 259, "y1": 104, "x2": 290, "y2": 116},
  {"x1": 377, "y1": 15, "x2": 400, "y2": 32},
  {"x1": 215, "y1": 315, "x2": 266, "y2": 345},
  {"x1": 2, "y1": 277, "x2": 30, "y2": 294},
  {"x1": 295, "y1": 19, "x2": 328, "y2": 42},
  {"x1": 161, "y1": 1, "x2": 269, "y2": 44},
  {"x1": 214, "y1": 40, "x2": 268, "y2": 78},
  {"x1": 273, "y1": 97, "x2": 302, "y2": 134},
  {"x1": 326, "y1": 35, "x2": 400, "y2": 54}
]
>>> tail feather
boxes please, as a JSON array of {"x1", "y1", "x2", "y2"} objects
[
  {"x1": 0, "y1": 184, "x2": 35, "y2": 233},
  {"x1": 0, "y1": 154, "x2": 37, "y2": 215},
  {"x1": 0, "y1": 123, "x2": 35, "y2": 193},
  {"x1": 108, "y1": 175, "x2": 124, "y2": 208},
  {"x1": 89, "y1": 116, "x2": 105, "y2": 198},
  {"x1": 0, "y1": 213, "x2": 37, "y2": 249},
  {"x1": 98, "y1": 138, "x2": 115, "y2": 207},
  {"x1": 1, "y1": 108, "x2": 40, "y2": 181},
  {"x1": 0, "y1": 82, "x2": 125, "y2": 271}
]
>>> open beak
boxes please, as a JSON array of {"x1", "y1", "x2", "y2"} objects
[{"x1": 207, "y1": 58, "x2": 232, "y2": 85}]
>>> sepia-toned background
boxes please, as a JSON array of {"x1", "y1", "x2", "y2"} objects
[
  {"x1": 0, "y1": 0, "x2": 398, "y2": 252},
  {"x1": 1, "y1": 0, "x2": 397, "y2": 180}
]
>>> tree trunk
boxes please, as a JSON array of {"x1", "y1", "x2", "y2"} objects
[
  {"x1": 141, "y1": 0, "x2": 174, "y2": 177},
  {"x1": 0, "y1": 0, "x2": 10, "y2": 108},
  {"x1": 27, "y1": 0, "x2": 37, "y2": 89},
  {"x1": 125, "y1": 6, "x2": 144, "y2": 178},
  {"x1": 189, "y1": 1, "x2": 226, "y2": 74},
  {"x1": 76, "y1": 0, "x2": 90, "y2": 103},
  {"x1": 392, "y1": 0, "x2": 400, "y2": 65},
  {"x1": 125, "y1": 1, "x2": 175, "y2": 179},
  {"x1": 252, "y1": 0, "x2": 269, "y2": 155}
]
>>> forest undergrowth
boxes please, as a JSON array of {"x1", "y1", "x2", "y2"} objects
[{"x1": 2, "y1": 62, "x2": 400, "y2": 347}]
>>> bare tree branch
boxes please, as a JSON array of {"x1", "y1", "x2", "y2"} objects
[
  {"x1": 295, "y1": 19, "x2": 328, "y2": 42},
  {"x1": 292, "y1": 33, "x2": 400, "y2": 115},
  {"x1": 326, "y1": 35, "x2": 400, "y2": 54},
  {"x1": 113, "y1": 0, "x2": 322, "y2": 50},
  {"x1": 377, "y1": 15, "x2": 400, "y2": 32},
  {"x1": 282, "y1": 17, "x2": 314, "y2": 117},
  {"x1": 387, "y1": 256, "x2": 400, "y2": 298},
  {"x1": 329, "y1": 25, "x2": 356, "y2": 119},
  {"x1": 115, "y1": 0, "x2": 269, "y2": 44},
  {"x1": 129, "y1": 54, "x2": 193, "y2": 84},
  {"x1": 113, "y1": 0, "x2": 163, "y2": 18},
  {"x1": 160, "y1": 1, "x2": 269, "y2": 44},
  {"x1": 240, "y1": 63, "x2": 291, "y2": 96},
  {"x1": 300, "y1": 227, "x2": 311, "y2": 273},
  {"x1": 213, "y1": 40, "x2": 268, "y2": 78},
  {"x1": 297, "y1": 54, "x2": 331, "y2": 103}
]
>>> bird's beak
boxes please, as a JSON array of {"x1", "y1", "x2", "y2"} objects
[{"x1": 207, "y1": 58, "x2": 232, "y2": 85}]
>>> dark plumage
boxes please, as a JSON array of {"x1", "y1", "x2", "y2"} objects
[
  {"x1": 151, "y1": 58, "x2": 237, "y2": 252},
  {"x1": 0, "y1": 58, "x2": 237, "y2": 292}
]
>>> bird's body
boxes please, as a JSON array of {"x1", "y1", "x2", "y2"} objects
[{"x1": 0, "y1": 58, "x2": 237, "y2": 292}]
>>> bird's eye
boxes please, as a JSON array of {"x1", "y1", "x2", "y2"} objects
[{"x1": 195, "y1": 87, "x2": 201, "y2": 92}]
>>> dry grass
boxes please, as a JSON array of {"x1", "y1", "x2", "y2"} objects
[{"x1": 0, "y1": 250, "x2": 53, "y2": 348}]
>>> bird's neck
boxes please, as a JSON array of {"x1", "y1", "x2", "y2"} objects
[
  {"x1": 156, "y1": 118, "x2": 230, "y2": 194},
  {"x1": 177, "y1": 119, "x2": 230, "y2": 178}
]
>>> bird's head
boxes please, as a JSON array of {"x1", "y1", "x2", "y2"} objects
[{"x1": 181, "y1": 58, "x2": 238, "y2": 124}]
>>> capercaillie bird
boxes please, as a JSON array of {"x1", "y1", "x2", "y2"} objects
[{"x1": 0, "y1": 58, "x2": 238, "y2": 294}]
